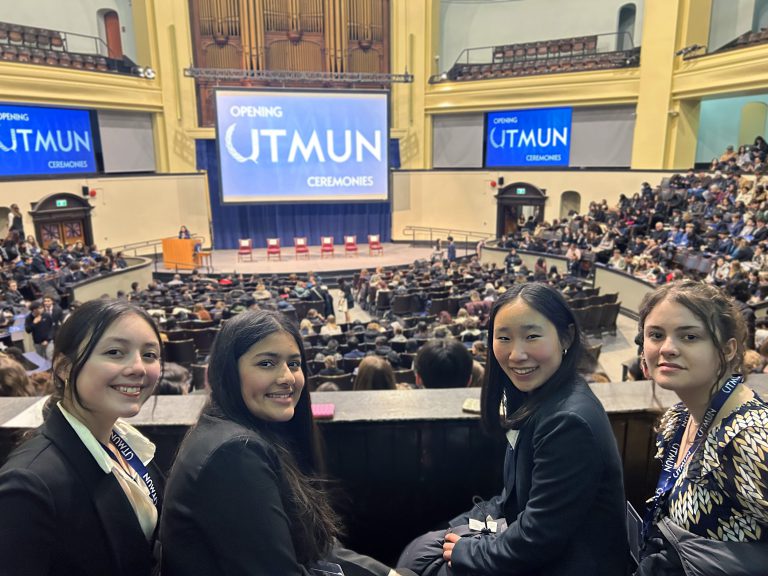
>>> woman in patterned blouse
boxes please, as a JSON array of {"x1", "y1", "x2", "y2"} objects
[{"x1": 635, "y1": 280, "x2": 768, "y2": 574}]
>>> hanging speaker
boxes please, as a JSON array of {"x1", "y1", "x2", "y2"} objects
[
  {"x1": 81, "y1": 185, "x2": 90, "y2": 197},
  {"x1": 498, "y1": 176, "x2": 505, "y2": 186}
]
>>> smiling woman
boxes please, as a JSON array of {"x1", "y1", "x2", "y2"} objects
[
  {"x1": 0, "y1": 299, "x2": 165, "y2": 576},
  {"x1": 397, "y1": 282, "x2": 629, "y2": 576},
  {"x1": 161, "y1": 309, "x2": 398, "y2": 576}
]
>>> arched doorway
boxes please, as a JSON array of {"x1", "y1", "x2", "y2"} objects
[
  {"x1": 100, "y1": 9, "x2": 123, "y2": 59},
  {"x1": 495, "y1": 182, "x2": 547, "y2": 237},
  {"x1": 30, "y1": 193, "x2": 94, "y2": 250},
  {"x1": 560, "y1": 191, "x2": 581, "y2": 220},
  {"x1": 617, "y1": 3, "x2": 636, "y2": 50}
]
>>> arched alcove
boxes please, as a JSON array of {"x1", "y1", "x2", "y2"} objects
[
  {"x1": 560, "y1": 191, "x2": 582, "y2": 219},
  {"x1": 617, "y1": 3, "x2": 636, "y2": 50},
  {"x1": 98, "y1": 8, "x2": 123, "y2": 58}
]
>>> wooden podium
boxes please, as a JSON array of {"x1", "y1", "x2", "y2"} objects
[{"x1": 162, "y1": 238, "x2": 197, "y2": 270}]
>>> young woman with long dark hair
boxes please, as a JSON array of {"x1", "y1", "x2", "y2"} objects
[
  {"x1": 398, "y1": 282, "x2": 628, "y2": 576},
  {"x1": 161, "y1": 309, "x2": 398, "y2": 576}
]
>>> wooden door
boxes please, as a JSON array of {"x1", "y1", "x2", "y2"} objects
[
  {"x1": 104, "y1": 11, "x2": 123, "y2": 59},
  {"x1": 39, "y1": 220, "x2": 85, "y2": 249}
]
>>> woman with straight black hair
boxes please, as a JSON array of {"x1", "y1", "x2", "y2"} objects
[
  {"x1": 161, "y1": 309, "x2": 399, "y2": 576},
  {"x1": 398, "y1": 282, "x2": 628, "y2": 576},
  {"x1": 0, "y1": 299, "x2": 165, "y2": 576}
]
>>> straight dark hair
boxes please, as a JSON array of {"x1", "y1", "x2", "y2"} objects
[
  {"x1": 481, "y1": 283, "x2": 585, "y2": 435},
  {"x1": 203, "y1": 309, "x2": 340, "y2": 564}
]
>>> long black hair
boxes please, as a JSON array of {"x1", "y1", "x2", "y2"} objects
[
  {"x1": 481, "y1": 282, "x2": 585, "y2": 435},
  {"x1": 204, "y1": 309, "x2": 340, "y2": 564}
]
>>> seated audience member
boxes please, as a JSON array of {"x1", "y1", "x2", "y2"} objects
[
  {"x1": 636, "y1": 281, "x2": 768, "y2": 574},
  {"x1": 155, "y1": 362, "x2": 192, "y2": 395},
  {"x1": 318, "y1": 356, "x2": 345, "y2": 377},
  {"x1": 390, "y1": 323, "x2": 408, "y2": 343},
  {"x1": 316, "y1": 382, "x2": 340, "y2": 392},
  {"x1": 193, "y1": 303, "x2": 212, "y2": 322},
  {"x1": 353, "y1": 355, "x2": 397, "y2": 391},
  {"x1": 413, "y1": 339, "x2": 473, "y2": 388},
  {"x1": 0, "y1": 355, "x2": 35, "y2": 396},
  {"x1": 299, "y1": 318, "x2": 314, "y2": 337},
  {"x1": 398, "y1": 283, "x2": 628, "y2": 576},
  {"x1": 468, "y1": 361, "x2": 485, "y2": 388},
  {"x1": 161, "y1": 310, "x2": 394, "y2": 576},
  {"x1": 470, "y1": 340, "x2": 487, "y2": 363},
  {"x1": 343, "y1": 336, "x2": 366, "y2": 359},
  {"x1": 320, "y1": 314, "x2": 342, "y2": 336},
  {"x1": 318, "y1": 339, "x2": 343, "y2": 362},
  {"x1": 459, "y1": 318, "x2": 482, "y2": 342}
]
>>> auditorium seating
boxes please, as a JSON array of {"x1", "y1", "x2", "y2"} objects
[
  {"x1": 572, "y1": 300, "x2": 621, "y2": 339},
  {"x1": 447, "y1": 33, "x2": 641, "y2": 83},
  {"x1": 0, "y1": 20, "x2": 112, "y2": 75}
]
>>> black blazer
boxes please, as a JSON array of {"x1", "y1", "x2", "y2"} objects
[
  {"x1": 0, "y1": 407, "x2": 164, "y2": 576},
  {"x1": 451, "y1": 379, "x2": 629, "y2": 576},
  {"x1": 161, "y1": 413, "x2": 316, "y2": 576}
]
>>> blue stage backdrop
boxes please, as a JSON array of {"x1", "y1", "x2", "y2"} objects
[{"x1": 197, "y1": 140, "x2": 391, "y2": 250}]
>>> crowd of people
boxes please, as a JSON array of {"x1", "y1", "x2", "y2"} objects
[
  {"x1": 0, "y1": 279, "x2": 764, "y2": 575},
  {"x1": 1, "y1": 160, "x2": 768, "y2": 574}
]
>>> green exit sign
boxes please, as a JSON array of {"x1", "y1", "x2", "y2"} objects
[
  {"x1": 515, "y1": 188, "x2": 526, "y2": 195},
  {"x1": 55, "y1": 199, "x2": 68, "y2": 208}
]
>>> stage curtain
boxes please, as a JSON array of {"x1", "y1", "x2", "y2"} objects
[{"x1": 196, "y1": 140, "x2": 391, "y2": 250}]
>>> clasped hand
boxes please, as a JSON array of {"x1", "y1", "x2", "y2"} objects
[{"x1": 442, "y1": 532, "x2": 462, "y2": 565}]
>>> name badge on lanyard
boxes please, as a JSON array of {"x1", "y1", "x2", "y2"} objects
[
  {"x1": 641, "y1": 374, "x2": 741, "y2": 540},
  {"x1": 102, "y1": 431, "x2": 159, "y2": 507}
]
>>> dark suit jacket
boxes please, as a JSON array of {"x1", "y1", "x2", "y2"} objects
[
  {"x1": 161, "y1": 413, "x2": 314, "y2": 576},
  {"x1": 451, "y1": 379, "x2": 629, "y2": 576},
  {"x1": 162, "y1": 414, "x2": 392, "y2": 576},
  {"x1": 0, "y1": 407, "x2": 163, "y2": 576}
]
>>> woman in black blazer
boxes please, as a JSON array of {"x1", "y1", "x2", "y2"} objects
[
  {"x1": 161, "y1": 309, "x2": 395, "y2": 576},
  {"x1": 0, "y1": 299, "x2": 165, "y2": 576},
  {"x1": 398, "y1": 283, "x2": 629, "y2": 576}
]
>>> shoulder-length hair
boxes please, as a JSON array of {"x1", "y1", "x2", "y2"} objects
[
  {"x1": 636, "y1": 280, "x2": 746, "y2": 395},
  {"x1": 203, "y1": 309, "x2": 340, "y2": 563},
  {"x1": 481, "y1": 282, "x2": 585, "y2": 435},
  {"x1": 47, "y1": 299, "x2": 164, "y2": 411}
]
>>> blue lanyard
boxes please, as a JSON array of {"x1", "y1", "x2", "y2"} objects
[
  {"x1": 642, "y1": 374, "x2": 742, "y2": 539},
  {"x1": 102, "y1": 430, "x2": 159, "y2": 507}
]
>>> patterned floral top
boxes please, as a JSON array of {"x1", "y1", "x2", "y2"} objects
[{"x1": 654, "y1": 395, "x2": 768, "y2": 542}]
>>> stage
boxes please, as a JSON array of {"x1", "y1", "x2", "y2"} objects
[{"x1": 157, "y1": 242, "x2": 440, "y2": 276}]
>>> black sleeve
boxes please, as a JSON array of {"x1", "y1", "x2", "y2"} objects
[
  {"x1": 451, "y1": 412, "x2": 605, "y2": 575},
  {"x1": 0, "y1": 468, "x2": 57, "y2": 576},
  {"x1": 192, "y1": 440, "x2": 312, "y2": 576}
]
